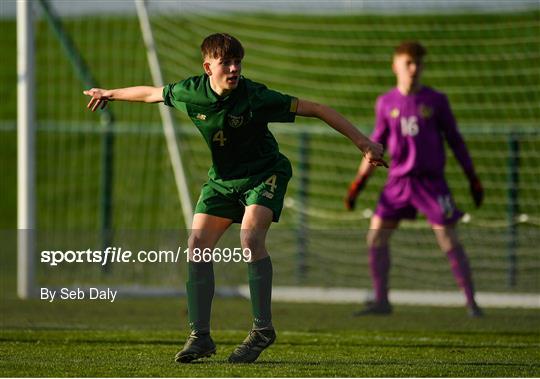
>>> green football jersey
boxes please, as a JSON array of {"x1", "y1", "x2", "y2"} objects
[{"x1": 163, "y1": 74, "x2": 297, "y2": 179}]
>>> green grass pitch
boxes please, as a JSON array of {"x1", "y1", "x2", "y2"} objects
[{"x1": 1, "y1": 295, "x2": 539, "y2": 377}]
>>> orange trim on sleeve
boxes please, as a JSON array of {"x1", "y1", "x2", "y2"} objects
[{"x1": 289, "y1": 97, "x2": 299, "y2": 113}]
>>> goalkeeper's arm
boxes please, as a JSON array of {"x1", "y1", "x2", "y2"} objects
[
  {"x1": 83, "y1": 86, "x2": 164, "y2": 112},
  {"x1": 345, "y1": 157, "x2": 377, "y2": 211}
]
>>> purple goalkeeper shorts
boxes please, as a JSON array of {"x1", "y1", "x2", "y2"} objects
[{"x1": 374, "y1": 175, "x2": 463, "y2": 226}]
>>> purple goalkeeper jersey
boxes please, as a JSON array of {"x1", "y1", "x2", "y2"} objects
[{"x1": 372, "y1": 86, "x2": 474, "y2": 178}]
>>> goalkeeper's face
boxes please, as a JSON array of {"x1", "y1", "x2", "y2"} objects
[
  {"x1": 204, "y1": 56, "x2": 242, "y2": 95},
  {"x1": 392, "y1": 53, "x2": 424, "y2": 88}
]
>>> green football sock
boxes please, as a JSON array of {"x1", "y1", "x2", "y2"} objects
[
  {"x1": 186, "y1": 261, "x2": 214, "y2": 335},
  {"x1": 248, "y1": 256, "x2": 273, "y2": 330}
]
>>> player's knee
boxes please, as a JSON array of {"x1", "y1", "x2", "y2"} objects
[
  {"x1": 441, "y1": 240, "x2": 462, "y2": 253},
  {"x1": 433, "y1": 226, "x2": 461, "y2": 252},
  {"x1": 188, "y1": 233, "x2": 206, "y2": 251},
  {"x1": 240, "y1": 231, "x2": 265, "y2": 251},
  {"x1": 367, "y1": 230, "x2": 389, "y2": 248}
]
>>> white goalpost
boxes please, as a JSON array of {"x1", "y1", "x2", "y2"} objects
[
  {"x1": 134, "y1": 0, "x2": 193, "y2": 229},
  {"x1": 17, "y1": 0, "x2": 36, "y2": 299}
]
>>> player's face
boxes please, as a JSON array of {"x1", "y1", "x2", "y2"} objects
[
  {"x1": 204, "y1": 56, "x2": 242, "y2": 95},
  {"x1": 392, "y1": 53, "x2": 423, "y2": 88}
]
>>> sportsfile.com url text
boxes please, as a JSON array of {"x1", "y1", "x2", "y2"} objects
[{"x1": 40, "y1": 247, "x2": 252, "y2": 266}]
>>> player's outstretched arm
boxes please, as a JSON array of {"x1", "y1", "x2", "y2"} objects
[
  {"x1": 296, "y1": 99, "x2": 387, "y2": 167},
  {"x1": 83, "y1": 86, "x2": 164, "y2": 112}
]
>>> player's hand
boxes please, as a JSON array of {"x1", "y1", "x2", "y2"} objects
[
  {"x1": 364, "y1": 141, "x2": 388, "y2": 168},
  {"x1": 469, "y1": 176, "x2": 484, "y2": 208},
  {"x1": 83, "y1": 88, "x2": 111, "y2": 112},
  {"x1": 345, "y1": 177, "x2": 367, "y2": 211}
]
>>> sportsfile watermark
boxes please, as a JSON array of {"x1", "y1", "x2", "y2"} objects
[{"x1": 40, "y1": 246, "x2": 252, "y2": 266}]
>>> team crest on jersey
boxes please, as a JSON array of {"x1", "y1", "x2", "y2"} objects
[
  {"x1": 196, "y1": 113, "x2": 207, "y2": 120},
  {"x1": 419, "y1": 104, "x2": 433, "y2": 119},
  {"x1": 228, "y1": 114, "x2": 244, "y2": 128},
  {"x1": 390, "y1": 108, "x2": 400, "y2": 118},
  {"x1": 228, "y1": 111, "x2": 252, "y2": 128}
]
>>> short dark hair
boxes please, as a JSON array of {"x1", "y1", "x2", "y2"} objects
[
  {"x1": 394, "y1": 41, "x2": 427, "y2": 60},
  {"x1": 201, "y1": 33, "x2": 244, "y2": 60}
]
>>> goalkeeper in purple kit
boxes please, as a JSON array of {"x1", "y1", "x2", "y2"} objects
[{"x1": 346, "y1": 41, "x2": 484, "y2": 317}]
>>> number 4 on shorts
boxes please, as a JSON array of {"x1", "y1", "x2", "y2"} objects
[{"x1": 264, "y1": 175, "x2": 277, "y2": 192}]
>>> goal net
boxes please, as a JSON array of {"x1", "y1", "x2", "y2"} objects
[{"x1": 14, "y1": 0, "x2": 539, "y2": 303}]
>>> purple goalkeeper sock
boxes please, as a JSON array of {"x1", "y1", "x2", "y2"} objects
[
  {"x1": 369, "y1": 246, "x2": 390, "y2": 304},
  {"x1": 446, "y1": 246, "x2": 476, "y2": 306}
]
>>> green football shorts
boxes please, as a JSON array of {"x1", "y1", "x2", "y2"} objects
[{"x1": 194, "y1": 155, "x2": 293, "y2": 223}]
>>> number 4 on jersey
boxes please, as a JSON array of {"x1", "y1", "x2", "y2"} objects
[{"x1": 212, "y1": 130, "x2": 227, "y2": 146}]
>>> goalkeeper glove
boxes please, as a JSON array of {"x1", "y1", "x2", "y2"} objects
[
  {"x1": 469, "y1": 175, "x2": 484, "y2": 208},
  {"x1": 345, "y1": 176, "x2": 367, "y2": 211}
]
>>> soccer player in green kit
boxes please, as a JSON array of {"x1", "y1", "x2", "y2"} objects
[{"x1": 84, "y1": 33, "x2": 386, "y2": 363}]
